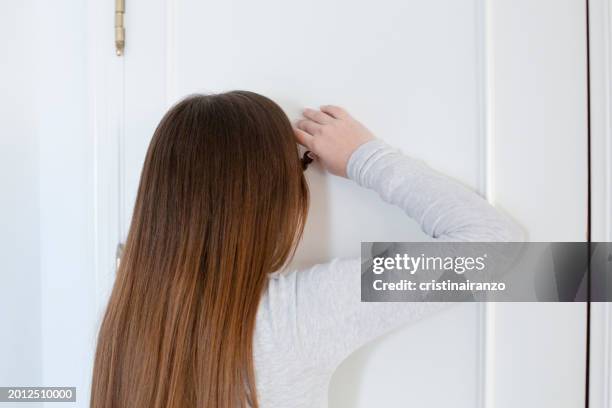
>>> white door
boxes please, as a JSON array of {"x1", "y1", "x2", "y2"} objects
[{"x1": 91, "y1": 0, "x2": 589, "y2": 406}]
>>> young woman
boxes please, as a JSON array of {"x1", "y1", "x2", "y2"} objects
[{"x1": 91, "y1": 91, "x2": 521, "y2": 408}]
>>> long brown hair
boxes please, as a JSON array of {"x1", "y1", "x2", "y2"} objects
[{"x1": 91, "y1": 91, "x2": 309, "y2": 407}]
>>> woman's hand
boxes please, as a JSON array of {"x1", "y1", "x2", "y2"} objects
[{"x1": 295, "y1": 106, "x2": 375, "y2": 177}]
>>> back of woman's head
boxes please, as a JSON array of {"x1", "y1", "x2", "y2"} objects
[{"x1": 91, "y1": 91, "x2": 309, "y2": 408}]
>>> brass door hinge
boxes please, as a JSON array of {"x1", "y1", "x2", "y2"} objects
[
  {"x1": 115, "y1": 242, "x2": 125, "y2": 271},
  {"x1": 115, "y1": 0, "x2": 125, "y2": 56}
]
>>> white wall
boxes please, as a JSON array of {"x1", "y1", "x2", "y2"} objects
[
  {"x1": 0, "y1": 1, "x2": 95, "y2": 406},
  {"x1": 0, "y1": 1, "x2": 42, "y2": 397},
  {"x1": 35, "y1": 1, "x2": 97, "y2": 406}
]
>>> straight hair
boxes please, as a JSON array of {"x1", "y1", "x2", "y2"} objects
[{"x1": 91, "y1": 91, "x2": 309, "y2": 407}]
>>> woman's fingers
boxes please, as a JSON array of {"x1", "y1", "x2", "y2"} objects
[
  {"x1": 295, "y1": 105, "x2": 374, "y2": 177},
  {"x1": 296, "y1": 119, "x2": 322, "y2": 137},
  {"x1": 320, "y1": 105, "x2": 348, "y2": 119},
  {"x1": 293, "y1": 127, "x2": 315, "y2": 149},
  {"x1": 303, "y1": 108, "x2": 334, "y2": 125}
]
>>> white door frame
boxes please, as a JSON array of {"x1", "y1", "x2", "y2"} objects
[
  {"x1": 87, "y1": 0, "x2": 124, "y2": 318},
  {"x1": 589, "y1": 0, "x2": 612, "y2": 406}
]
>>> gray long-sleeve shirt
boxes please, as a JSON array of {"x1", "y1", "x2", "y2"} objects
[{"x1": 253, "y1": 139, "x2": 522, "y2": 407}]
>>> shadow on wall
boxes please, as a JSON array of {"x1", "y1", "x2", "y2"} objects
[
  {"x1": 278, "y1": 95, "x2": 333, "y2": 270},
  {"x1": 289, "y1": 163, "x2": 332, "y2": 270}
]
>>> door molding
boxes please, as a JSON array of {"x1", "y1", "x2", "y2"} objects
[
  {"x1": 88, "y1": 0, "x2": 124, "y2": 319},
  {"x1": 588, "y1": 0, "x2": 612, "y2": 406},
  {"x1": 589, "y1": 0, "x2": 612, "y2": 242},
  {"x1": 485, "y1": 0, "x2": 589, "y2": 407},
  {"x1": 591, "y1": 303, "x2": 612, "y2": 408}
]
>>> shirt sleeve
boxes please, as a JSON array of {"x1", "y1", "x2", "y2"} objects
[
  {"x1": 346, "y1": 139, "x2": 523, "y2": 242},
  {"x1": 266, "y1": 139, "x2": 524, "y2": 370}
]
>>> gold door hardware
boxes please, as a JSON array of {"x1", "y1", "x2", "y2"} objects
[
  {"x1": 115, "y1": 242, "x2": 125, "y2": 271},
  {"x1": 115, "y1": 0, "x2": 125, "y2": 56}
]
